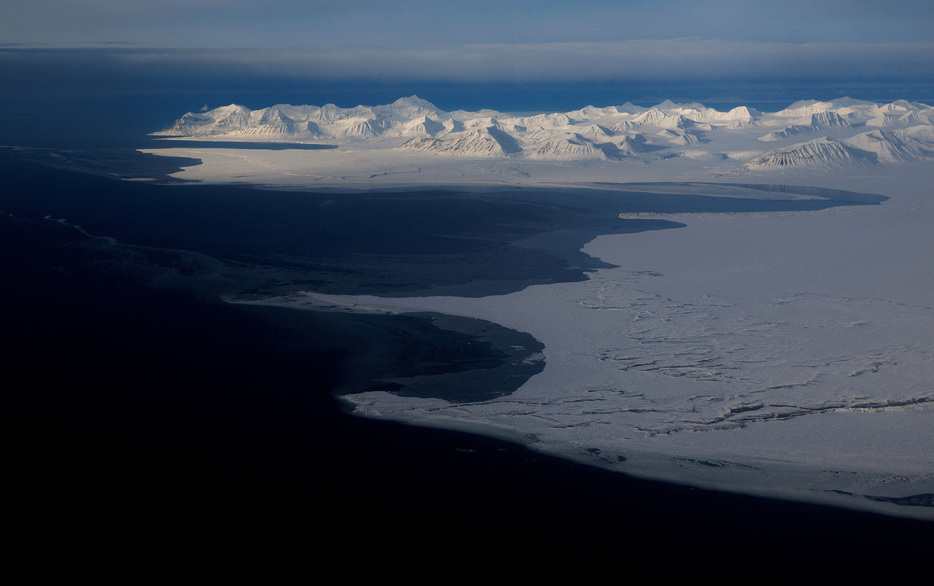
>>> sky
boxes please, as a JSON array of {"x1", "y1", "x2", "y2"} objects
[
  {"x1": 2, "y1": 1, "x2": 934, "y2": 113},
  {"x1": 5, "y1": 1, "x2": 934, "y2": 47}
]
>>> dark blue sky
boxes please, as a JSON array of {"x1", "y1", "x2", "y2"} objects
[
  {"x1": 2, "y1": 1, "x2": 934, "y2": 115},
  {"x1": 5, "y1": 1, "x2": 934, "y2": 47}
]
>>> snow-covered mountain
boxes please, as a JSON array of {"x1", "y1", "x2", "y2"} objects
[
  {"x1": 758, "y1": 112, "x2": 851, "y2": 142},
  {"x1": 155, "y1": 96, "x2": 934, "y2": 171},
  {"x1": 745, "y1": 137, "x2": 876, "y2": 169}
]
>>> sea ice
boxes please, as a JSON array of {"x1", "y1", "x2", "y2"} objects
[{"x1": 148, "y1": 99, "x2": 934, "y2": 519}]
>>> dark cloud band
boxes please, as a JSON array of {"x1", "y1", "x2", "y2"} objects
[{"x1": 5, "y1": 39, "x2": 931, "y2": 87}]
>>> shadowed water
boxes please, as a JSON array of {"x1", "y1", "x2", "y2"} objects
[{"x1": 6, "y1": 146, "x2": 929, "y2": 563}]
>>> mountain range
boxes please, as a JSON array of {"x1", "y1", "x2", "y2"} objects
[{"x1": 154, "y1": 96, "x2": 934, "y2": 171}]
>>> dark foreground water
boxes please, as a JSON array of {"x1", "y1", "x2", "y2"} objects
[{"x1": 2, "y1": 148, "x2": 930, "y2": 569}]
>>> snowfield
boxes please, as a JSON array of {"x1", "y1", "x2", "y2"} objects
[
  {"x1": 149, "y1": 96, "x2": 934, "y2": 180},
  {"x1": 147, "y1": 97, "x2": 934, "y2": 519}
]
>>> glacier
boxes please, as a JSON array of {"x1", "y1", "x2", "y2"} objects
[{"x1": 146, "y1": 97, "x2": 934, "y2": 520}]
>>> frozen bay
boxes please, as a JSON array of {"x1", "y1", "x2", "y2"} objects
[
  {"x1": 140, "y1": 97, "x2": 934, "y2": 520},
  {"x1": 219, "y1": 170, "x2": 934, "y2": 520}
]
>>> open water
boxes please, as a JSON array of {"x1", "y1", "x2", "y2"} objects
[{"x1": 2, "y1": 144, "x2": 929, "y2": 565}]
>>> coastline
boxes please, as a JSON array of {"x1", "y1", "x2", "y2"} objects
[
  {"x1": 6, "y1": 145, "x2": 932, "y2": 528},
  {"x1": 233, "y1": 276, "x2": 934, "y2": 521},
  {"x1": 227, "y1": 294, "x2": 546, "y2": 403},
  {"x1": 218, "y1": 168, "x2": 934, "y2": 521}
]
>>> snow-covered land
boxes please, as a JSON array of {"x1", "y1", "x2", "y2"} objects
[
  {"x1": 149, "y1": 96, "x2": 934, "y2": 183},
  {"x1": 147, "y1": 97, "x2": 934, "y2": 519}
]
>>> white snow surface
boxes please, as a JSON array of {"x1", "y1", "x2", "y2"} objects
[
  {"x1": 150, "y1": 96, "x2": 934, "y2": 175},
  {"x1": 146, "y1": 97, "x2": 934, "y2": 519}
]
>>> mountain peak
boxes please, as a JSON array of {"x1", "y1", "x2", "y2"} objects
[
  {"x1": 155, "y1": 96, "x2": 934, "y2": 171},
  {"x1": 393, "y1": 95, "x2": 438, "y2": 109}
]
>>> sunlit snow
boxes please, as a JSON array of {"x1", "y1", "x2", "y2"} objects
[{"x1": 147, "y1": 98, "x2": 934, "y2": 519}]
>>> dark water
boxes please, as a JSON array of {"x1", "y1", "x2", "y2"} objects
[{"x1": 3, "y1": 147, "x2": 930, "y2": 565}]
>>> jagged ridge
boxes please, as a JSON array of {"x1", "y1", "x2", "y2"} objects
[{"x1": 155, "y1": 96, "x2": 934, "y2": 169}]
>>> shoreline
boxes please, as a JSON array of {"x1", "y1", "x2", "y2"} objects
[
  {"x1": 220, "y1": 165, "x2": 934, "y2": 521},
  {"x1": 7, "y1": 146, "x2": 932, "y2": 524},
  {"x1": 341, "y1": 401, "x2": 934, "y2": 520},
  {"x1": 227, "y1": 294, "x2": 546, "y2": 403},
  {"x1": 232, "y1": 290, "x2": 934, "y2": 522}
]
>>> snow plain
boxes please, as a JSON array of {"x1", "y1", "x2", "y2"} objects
[{"x1": 144, "y1": 98, "x2": 934, "y2": 519}]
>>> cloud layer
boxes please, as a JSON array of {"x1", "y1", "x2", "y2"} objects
[
  {"x1": 4, "y1": 1, "x2": 934, "y2": 48},
  {"x1": 5, "y1": 1, "x2": 931, "y2": 109},
  {"x1": 5, "y1": 40, "x2": 933, "y2": 89}
]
